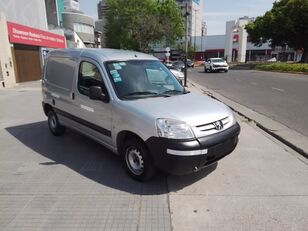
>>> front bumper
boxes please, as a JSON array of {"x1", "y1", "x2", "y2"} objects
[
  {"x1": 213, "y1": 66, "x2": 229, "y2": 71},
  {"x1": 146, "y1": 122, "x2": 240, "y2": 175}
]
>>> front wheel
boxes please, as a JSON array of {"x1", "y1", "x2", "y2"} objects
[
  {"x1": 122, "y1": 138, "x2": 155, "y2": 181},
  {"x1": 48, "y1": 110, "x2": 66, "y2": 136}
]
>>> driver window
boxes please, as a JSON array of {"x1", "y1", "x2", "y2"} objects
[{"x1": 78, "y1": 61, "x2": 106, "y2": 96}]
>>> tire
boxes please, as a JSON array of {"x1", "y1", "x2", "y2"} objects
[
  {"x1": 225, "y1": 70, "x2": 228, "y2": 73},
  {"x1": 122, "y1": 138, "x2": 155, "y2": 181},
  {"x1": 210, "y1": 66, "x2": 213, "y2": 73},
  {"x1": 48, "y1": 110, "x2": 66, "y2": 136}
]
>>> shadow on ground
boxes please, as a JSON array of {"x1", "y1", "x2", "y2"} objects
[{"x1": 6, "y1": 121, "x2": 216, "y2": 195}]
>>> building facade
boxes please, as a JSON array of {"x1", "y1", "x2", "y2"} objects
[
  {"x1": 45, "y1": 0, "x2": 96, "y2": 48},
  {"x1": 176, "y1": 0, "x2": 203, "y2": 38},
  {"x1": 0, "y1": 0, "x2": 66, "y2": 87},
  {"x1": 45, "y1": 0, "x2": 65, "y2": 28},
  {"x1": 62, "y1": 11, "x2": 95, "y2": 47},
  {"x1": 97, "y1": 0, "x2": 108, "y2": 20},
  {"x1": 63, "y1": 0, "x2": 79, "y2": 11}
]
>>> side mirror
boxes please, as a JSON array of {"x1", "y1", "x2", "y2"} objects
[{"x1": 89, "y1": 86, "x2": 109, "y2": 102}]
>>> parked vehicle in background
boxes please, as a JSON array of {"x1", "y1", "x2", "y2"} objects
[
  {"x1": 166, "y1": 65, "x2": 184, "y2": 85},
  {"x1": 164, "y1": 61, "x2": 173, "y2": 67},
  {"x1": 187, "y1": 59, "x2": 194, "y2": 68},
  {"x1": 204, "y1": 58, "x2": 229, "y2": 73},
  {"x1": 42, "y1": 48, "x2": 240, "y2": 181},
  {"x1": 172, "y1": 60, "x2": 185, "y2": 72}
]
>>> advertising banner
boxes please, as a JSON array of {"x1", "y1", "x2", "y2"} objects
[{"x1": 7, "y1": 22, "x2": 66, "y2": 48}]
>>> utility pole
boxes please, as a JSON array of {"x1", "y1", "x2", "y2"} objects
[
  {"x1": 184, "y1": 3, "x2": 189, "y2": 87},
  {"x1": 194, "y1": 9, "x2": 197, "y2": 52}
]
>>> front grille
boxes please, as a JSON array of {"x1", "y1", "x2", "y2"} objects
[{"x1": 196, "y1": 117, "x2": 230, "y2": 132}]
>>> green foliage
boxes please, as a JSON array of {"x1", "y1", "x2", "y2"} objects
[
  {"x1": 255, "y1": 63, "x2": 308, "y2": 73},
  {"x1": 245, "y1": 0, "x2": 308, "y2": 62},
  {"x1": 104, "y1": 0, "x2": 184, "y2": 52}
]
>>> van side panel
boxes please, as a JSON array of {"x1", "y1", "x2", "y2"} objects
[{"x1": 44, "y1": 56, "x2": 76, "y2": 121}]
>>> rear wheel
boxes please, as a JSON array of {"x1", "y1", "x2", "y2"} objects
[
  {"x1": 48, "y1": 110, "x2": 66, "y2": 136},
  {"x1": 122, "y1": 138, "x2": 155, "y2": 181}
]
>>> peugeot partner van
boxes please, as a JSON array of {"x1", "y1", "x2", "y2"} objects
[{"x1": 42, "y1": 48, "x2": 240, "y2": 181}]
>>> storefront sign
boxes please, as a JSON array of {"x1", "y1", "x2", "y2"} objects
[{"x1": 7, "y1": 22, "x2": 66, "y2": 48}]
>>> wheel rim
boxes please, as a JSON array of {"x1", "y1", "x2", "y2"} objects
[
  {"x1": 49, "y1": 114, "x2": 57, "y2": 131},
  {"x1": 125, "y1": 146, "x2": 144, "y2": 176}
]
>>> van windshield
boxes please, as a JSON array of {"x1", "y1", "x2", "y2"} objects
[{"x1": 106, "y1": 60, "x2": 185, "y2": 99}]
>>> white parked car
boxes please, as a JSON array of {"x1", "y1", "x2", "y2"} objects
[
  {"x1": 166, "y1": 65, "x2": 184, "y2": 85},
  {"x1": 204, "y1": 58, "x2": 229, "y2": 73}
]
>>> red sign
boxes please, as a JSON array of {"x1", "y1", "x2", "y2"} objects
[
  {"x1": 7, "y1": 22, "x2": 66, "y2": 48},
  {"x1": 233, "y1": 34, "x2": 239, "y2": 43}
]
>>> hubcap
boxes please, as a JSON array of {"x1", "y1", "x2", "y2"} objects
[
  {"x1": 125, "y1": 147, "x2": 144, "y2": 176},
  {"x1": 49, "y1": 114, "x2": 57, "y2": 131}
]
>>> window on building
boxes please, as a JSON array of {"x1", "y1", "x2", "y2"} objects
[{"x1": 73, "y1": 23, "x2": 94, "y2": 34}]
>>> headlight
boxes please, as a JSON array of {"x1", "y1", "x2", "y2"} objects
[{"x1": 156, "y1": 118, "x2": 195, "y2": 139}]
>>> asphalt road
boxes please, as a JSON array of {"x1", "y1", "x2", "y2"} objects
[{"x1": 188, "y1": 68, "x2": 308, "y2": 137}]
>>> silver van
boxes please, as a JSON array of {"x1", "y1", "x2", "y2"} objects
[{"x1": 42, "y1": 48, "x2": 240, "y2": 181}]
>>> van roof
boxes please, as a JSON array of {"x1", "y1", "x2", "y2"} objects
[{"x1": 48, "y1": 48, "x2": 158, "y2": 62}]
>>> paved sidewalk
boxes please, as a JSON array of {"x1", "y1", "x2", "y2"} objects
[
  {"x1": 0, "y1": 84, "x2": 170, "y2": 231},
  {"x1": 167, "y1": 82, "x2": 308, "y2": 230},
  {"x1": 0, "y1": 81, "x2": 307, "y2": 230}
]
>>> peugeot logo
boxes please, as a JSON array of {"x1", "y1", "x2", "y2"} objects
[{"x1": 213, "y1": 120, "x2": 223, "y2": 130}]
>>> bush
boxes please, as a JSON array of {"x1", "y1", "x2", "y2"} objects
[{"x1": 255, "y1": 63, "x2": 308, "y2": 73}]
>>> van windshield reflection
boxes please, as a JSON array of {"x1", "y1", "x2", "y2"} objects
[{"x1": 106, "y1": 60, "x2": 185, "y2": 99}]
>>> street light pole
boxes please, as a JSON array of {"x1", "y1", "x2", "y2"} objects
[
  {"x1": 194, "y1": 9, "x2": 197, "y2": 52},
  {"x1": 184, "y1": 3, "x2": 189, "y2": 87}
]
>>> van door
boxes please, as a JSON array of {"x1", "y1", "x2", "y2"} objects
[{"x1": 71, "y1": 59, "x2": 113, "y2": 149}]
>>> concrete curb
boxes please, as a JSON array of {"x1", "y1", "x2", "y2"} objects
[{"x1": 187, "y1": 79, "x2": 308, "y2": 159}]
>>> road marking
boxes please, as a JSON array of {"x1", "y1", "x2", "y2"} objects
[{"x1": 272, "y1": 87, "x2": 285, "y2": 92}]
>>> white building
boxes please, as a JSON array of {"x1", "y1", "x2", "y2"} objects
[
  {"x1": 63, "y1": 0, "x2": 79, "y2": 11},
  {"x1": 177, "y1": 0, "x2": 204, "y2": 38}
]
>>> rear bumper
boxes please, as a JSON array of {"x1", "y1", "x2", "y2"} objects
[{"x1": 146, "y1": 123, "x2": 240, "y2": 175}]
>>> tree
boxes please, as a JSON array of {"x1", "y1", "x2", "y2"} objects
[
  {"x1": 104, "y1": 0, "x2": 184, "y2": 52},
  {"x1": 245, "y1": 0, "x2": 308, "y2": 62}
]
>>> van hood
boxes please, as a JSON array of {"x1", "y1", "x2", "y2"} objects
[{"x1": 123, "y1": 92, "x2": 233, "y2": 127}]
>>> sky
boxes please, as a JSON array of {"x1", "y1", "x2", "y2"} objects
[{"x1": 79, "y1": 0, "x2": 277, "y2": 35}]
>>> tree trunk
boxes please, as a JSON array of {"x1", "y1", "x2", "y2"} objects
[{"x1": 300, "y1": 46, "x2": 308, "y2": 63}]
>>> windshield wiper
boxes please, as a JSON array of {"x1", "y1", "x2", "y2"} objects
[
  {"x1": 122, "y1": 91, "x2": 159, "y2": 98},
  {"x1": 160, "y1": 89, "x2": 188, "y2": 95}
]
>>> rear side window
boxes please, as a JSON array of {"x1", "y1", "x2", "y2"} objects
[
  {"x1": 45, "y1": 57, "x2": 75, "y2": 90},
  {"x1": 78, "y1": 61, "x2": 106, "y2": 96}
]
